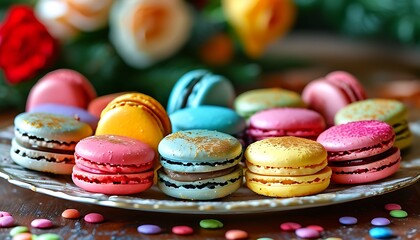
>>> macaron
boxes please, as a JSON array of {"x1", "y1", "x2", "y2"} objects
[
  {"x1": 247, "y1": 108, "x2": 326, "y2": 143},
  {"x1": 166, "y1": 69, "x2": 235, "y2": 114},
  {"x1": 169, "y1": 105, "x2": 246, "y2": 142},
  {"x1": 245, "y1": 136, "x2": 331, "y2": 197},
  {"x1": 72, "y1": 135, "x2": 155, "y2": 195},
  {"x1": 301, "y1": 71, "x2": 367, "y2": 126},
  {"x1": 87, "y1": 92, "x2": 129, "y2": 118},
  {"x1": 11, "y1": 112, "x2": 93, "y2": 174},
  {"x1": 95, "y1": 92, "x2": 172, "y2": 152},
  {"x1": 335, "y1": 99, "x2": 412, "y2": 150},
  {"x1": 317, "y1": 120, "x2": 401, "y2": 184},
  {"x1": 157, "y1": 130, "x2": 243, "y2": 200},
  {"x1": 30, "y1": 103, "x2": 99, "y2": 130},
  {"x1": 234, "y1": 88, "x2": 306, "y2": 119},
  {"x1": 26, "y1": 69, "x2": 97, "y2": 111}
]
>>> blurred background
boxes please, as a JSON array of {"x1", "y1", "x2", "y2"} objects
[{"x1": 1, "y1": 0, "x2": 420, "y2": 111}]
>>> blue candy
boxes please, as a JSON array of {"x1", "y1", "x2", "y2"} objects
[{"x1": 369, "y1": 227, "x2": 394, "y2": 239}]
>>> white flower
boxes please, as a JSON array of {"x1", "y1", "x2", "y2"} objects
[
  {"x1": 35, "y1": 0, "x2": 113, "y2": 41},
  {"x1": 109, "y1": 0, "x2": 192, "y2": 68}
]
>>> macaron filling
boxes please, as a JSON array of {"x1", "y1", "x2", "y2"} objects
[
  {"x1": 247, "y1": 127, "x2": 321, "y2": 140},
  {"x1": 247, "y1": 159, "x2": 328, "y2": 176},
  {"x1": 163, "y1": 165, "x2": 238, "y2": 182},
  {"x1": 15, "y1": 128, "x2": 78, "y2": 151},
  {"x1": 75, "y1": 154, "x2": 153, "y2": 174},
  {"x1": 72, "y1": 166, "x2": 154, "y2": 184},
  {"x1": 327, "y1": 135, "x2": 395, "y2": 160},
  {"x1": 12, "y1": 139, "x2": 74, "y2": 163}
]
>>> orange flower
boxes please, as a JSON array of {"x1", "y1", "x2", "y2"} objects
[{"x1": 223, "y1": 0, "x2": 295, "y2": 58}]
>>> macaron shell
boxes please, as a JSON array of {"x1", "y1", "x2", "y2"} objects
[
  {"x1": 158, "y1": 130, "x2": 243, "y2": 172},
  {"x1": 11, "y1": 139, "x2": 74, "y2": 174},
  {"x1": 246, "y1": 167, "x2": 332, "y2": 197},
  {"x1": 245, "y1": 137, "x2": 327, "y2": 175},
  {"x1": 72, "y1": 166, "x2": 154, "y2": 195},
  {"x1": 96, "y1": 105, "x2": 164, "y2": 151},
  {"x1": 247, "y1": 108, "x2": 325, "y2": 139},
  {"x1": 325, "y1": 71, "x2": 367, "y2": 101},
  {"x1": 330, "y1": 148, "x2": 401, "y2": 184},
  {"x1": 14, "y1": 112, "x2": 93, "y2": 150},
  {"x1": 302, "y1": 79, "x2": 351, "y2": 126},
  {"x1": 30, "y1": 103, "x2": 99, "y2": 130},
  {"x1": 101, "y1": 92, "x2": 171, "y2": 136},
  {"x1": 88, "y1": 92, "x2": 129, "y2": 118},
  {"x1": 234, "y1": 88, "x2": 306, "y2": 118},
  {"x1": 157, "y1": 165, "x2": 243, "y2": 200},
  {"x1": 26, "y1": 69, "x2": 96, "y2": 111},
  {"x1": 169, "y1": 106, "x2": 246, "y2": 135},
  {"x1": 317, "y1": 120, "x2": 395, "y2": 161}
]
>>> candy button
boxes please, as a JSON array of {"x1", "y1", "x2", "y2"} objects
[
  {"x1": 9, "y1": 226, "x2": 29, "y2": 236},
  {"x1": 0, "y1": 211, "x2": 11, "y2": 217},
  {"x1": 389, "y1": 210, "x2": 408, "y2": 218},
  {"x1": 84, "y1": 213, "x2": 104, "y2": 223},
  {"x1": 61, "y1": 209, "x2": 81, "y2": 219},
  {"x1": 172, "y1": 226, "x2": 194, "y2": 235},
  {"x1": 384, "y1": 203, "x2": 401, "y2": 211},
  {"x1": 31, "y1": 219, "x2": 53, "y2": 229},
  {"x1": 324, "y1": 238, "x2": 342, "y2": 240},
  {"x1": 295, "y1": 227, "x2": 320, "y2": 239},
  {"x1": 306, "y1": 225, "x2": 324, "y2": 232},
  {"x1": 280, "y1": 222, "x2": 302, "y2": 231},
  {"x1": 225, "y1": 229, "x2": 248, "y2": 240},
  {"x1": 12, "y1": 232, "x2": 33, "y2": 240},
  {"x1": 37, "y1": 233, "x2": 63, "y2": 240},
  {"x1": 369, "y1": 227, "x2": 394, "y2": 239},
  {"x1": 0, "y1": 216, "x2": 15, "y2": 227},
  {"x1": 371, "y1": 217, "x2": 391, "y2": 226},
  {"x1": 257, "y1": 238, "x2": 273, "y2": 240},
  {"x1": 137, "y1": 224, "x2": 162, "y2": 235},
  {"x1": 339, "y1": 216, "x2": 357, "y2": 225},
  {"x1": 200, "y1": 219, "x2": 223, "y2": 229}
]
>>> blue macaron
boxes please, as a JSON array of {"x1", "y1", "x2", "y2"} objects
[
  {"x1": 166, "y1": 69, "x2": 235, "y2": 114},
  {"x1": 157, "y1": 129, "x2": 243, "y2": 200},
  {"x1": 169, "y1": 105, "x2": 246, "y2": 136}
]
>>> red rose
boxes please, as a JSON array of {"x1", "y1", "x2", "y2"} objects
[{"x1": 0, "y1": 5, "x2": 58, "y2": 84}]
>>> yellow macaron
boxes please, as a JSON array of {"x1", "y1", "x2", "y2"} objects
[
  {"x1": 245, "y1": 136, "x2": 331, "y2": 197},
  {"x1": 96, "y1": 92, "x2": 171, "y2": 152}
]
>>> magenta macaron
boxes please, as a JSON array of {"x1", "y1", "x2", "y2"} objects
[
  {"x1": 247, "y1": 108, "x2": 326, "y2": 143},
  {"x1": 317, "y1": 120, "x2": 401, "y2": 184},
  {"x1": 302, "y1": 71, "x2": 367, "y2": 126},
  {"x1": 72, "y1": 135, "x2": 155, "y2": 195}
]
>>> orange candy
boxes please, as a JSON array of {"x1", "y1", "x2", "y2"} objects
[{"x1": 61, "y1": 209, "x2": 81, "y2": 219}]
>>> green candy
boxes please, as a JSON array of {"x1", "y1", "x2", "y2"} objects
[
  {"x1": 36, "y1": 233, "x2": 63, "y2": 240},
  {"x1": 257, "y1": 238, "x2": 274, "y2": 240},
  {"x1": 390, "y1": 210, "x2": 408, "y2": 218},
  {"x1": 9, "y1": 226, "x2": 29, "y2": 236},
  {"x1": 199, "y1": 219, "x2": 224, "y2": 229}
]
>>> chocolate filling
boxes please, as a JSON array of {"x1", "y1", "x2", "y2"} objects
[
  {"x1": 333, "y1": 157, "x2": 400, "y2": 175},
  {"x1": 180, "y1": 74, "x2": 207, "y2": 109},
  {"x1": 328, "y1": 136, "x2": 395, "y2": 158},
  {"x1": 15, "y1": 138, "x2": 74, "y2": 155},
  {"x1": 159, "y1": 175, "x2": 242, "y2": 190},
  {"x1": 14, "y1": 149, "x2": 74, "y2": 163},
  {"x1": 329, "y1": 147, "x2": 398, "y2": 167},
  {"x1": 15, "y1": 128, "x2": 76, "y2": 147},
  {"x1": 161, "y1": 152, "x2": 242, "y2": 167},
  {"x1": 164, "y1": 166, "x2": 238, "y2": 182}
]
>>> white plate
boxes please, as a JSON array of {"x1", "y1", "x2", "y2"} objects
[{"x1": 0, "y1": 124, "x2": 419, "y2": 214}]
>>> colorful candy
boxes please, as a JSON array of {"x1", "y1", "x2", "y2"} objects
[
  {"x1": 369, "y1": 227, "x2": 394, "y2": 239},
  {"x1": 172, "y1": 226, "x2": 194, "y2": 235},
  {"x1": 137, "y1": 224, "x2": 162, "y2": 235},
  {"x1": 84, "y1": 213, "x2": 104, "y2": 223},
  {"x1": 0, "y1": 216, "x2": 15, "y2": 227},
  {"x1": 389, "y1": 210, "x2": 408, "y2": 218},
  {"x1": 339, "y1": 216, "x2": 358, "y2": 225},
  {"x1": 31, "y1": 219, "x2": 53, "y2": 229},
  {"x1": 37, "y1": 233, "x2": 63, "y2": 240},
  {"x1": 61, "y1": 209, "x2": 81, "y2": 219},
  {"x1": 295, "y1": 227, "x2": 320, "y2": 238},
  {"x1": 9, "y1": 226, "x2": 29, "y2": 236},
  {"x1": 385, "y1": 203, "x2": 402, "y2": 211},
  {"x1": 225, "y1": 229, "x2": 248, "y2": 240},
  {"x1": 371, "y1": 217, "x2": 391, "y2": 226},
  {"x1": 280, "y1": 222, "x2": 302, "y2": 231},
  {"x1": 199, "y1": 219, "x2": 224, "y2": 229}
]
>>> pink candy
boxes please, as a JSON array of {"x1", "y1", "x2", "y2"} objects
[
  {"x1": 84, "y1": 213, "x2": 104, "y2": 223},
  {"x1": 0, "y1": 211, "x2": 12, "y2": 217},
  {"x1": 0, "y1": 215, "x2": 14, "y2": 227},
  {"x1": 225, "y1": 229, "x2": 248, "y2": 240},
  {"x1": 280, "y1": 222, "x2": 302, "y2": 231},
  {"x1": 385, "y1": 203, "x2": 402, "y2": 211},
  {"x1": 172, "y1": 226, "x2": 194, "y2": 235},
  {"x1": 296, "y1": 227, "x2": 320, "y2": 239},
  {"x1": 31, "y1": 219, "x2": 53, "y2": 229}
]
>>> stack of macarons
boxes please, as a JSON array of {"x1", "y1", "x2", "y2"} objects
[
  {"x1": 317, "y1": 120, "x2": 401, "y2": 184},
  {"x1": 11, "y1": 112, "x2": 92, "y2": 174},
  {"x1": 72, "y1": 135, "x2": 155, "y2": 195},
  {"x1": 245, "y1": 136, "x2": 332, "y2": 197},
  {"x1": 157, "y1": 130, "x2": 243, "y2": 200}
]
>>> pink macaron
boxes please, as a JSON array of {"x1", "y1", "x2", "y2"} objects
[
  {"x1": 87, "y1": 92, "x2": 129, "y2": 118},
  {"x1": 72, "y1": 135, "x2": 155, "y2": 195},
  {"x1": 26, "y1": 69, "x2": 97, "y2": 111},
  {"x1": 302, "y1": 71, "x2": 367, "y2": 126},
  {"x1": 247, "y1": 108, "x2": 326, "y2": 143},
  {"x1": 317, "y1": 120, "x2": 401, "y2": 184}
]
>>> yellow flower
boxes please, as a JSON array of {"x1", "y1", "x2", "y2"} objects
[
  {"x1": 223, "y1": 0, "x2": 295, "y2": 58},
  {"x1": 109, "y1": 0, "x2": 192, "y2": 68},
  {"x1": 35, "y1": 0, "x2": 113, "y2": 41}
]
